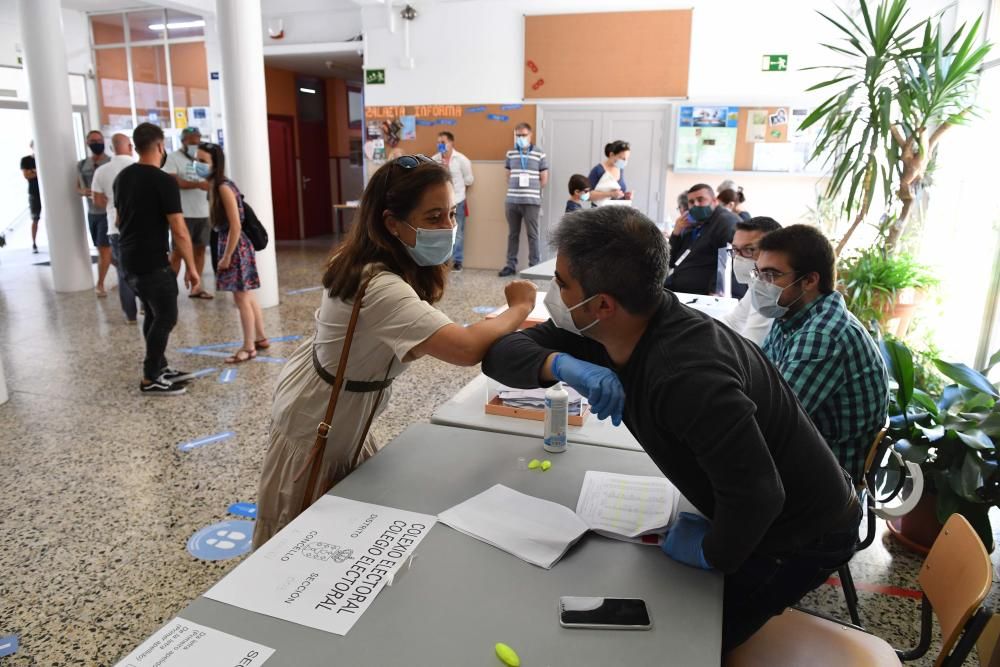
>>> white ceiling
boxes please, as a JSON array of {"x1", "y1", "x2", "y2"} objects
[{"x1": 264, "y1": 50, "x2": 363, "y2": 81}]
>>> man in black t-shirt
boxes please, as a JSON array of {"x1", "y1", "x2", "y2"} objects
[
  {"x1": 20, "y1": 143, "x2": 41, "y2": 253},
  {"x1": 482, "y1": 206, "x2": 859, "y2": 655},
  {"x1": 115, "y1": 122, "x2": 201, "y2": 396}
]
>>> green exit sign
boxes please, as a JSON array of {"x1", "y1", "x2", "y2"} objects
[
  {"x1": 762, "y1": 55, "x2": 788, "y2": 71},
  {"x1": 365, "y1": 69, "x2": 386, "y2": 85}
]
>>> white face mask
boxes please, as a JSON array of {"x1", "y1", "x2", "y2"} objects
[
  {"x1": 544, "y1": 279, "x2": 599, "y2": 336},
  {"x1": 732, "y1": 256, "x2": 756, "y2": 285},
  {"x1": 749, "y1": 274, "x2": 805, "y2": 319}
]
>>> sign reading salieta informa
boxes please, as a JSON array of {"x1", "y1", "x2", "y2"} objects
[
  {"x1": 204, "y1": 496, "x2": 436, "y2": 636},
  {"x1": 113, "y1": 618, "x2": 274, "y2": 667}
]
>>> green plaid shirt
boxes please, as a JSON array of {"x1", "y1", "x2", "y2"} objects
[{"x1": 762, "y1": 291, "x2": 889, "y2": 481}]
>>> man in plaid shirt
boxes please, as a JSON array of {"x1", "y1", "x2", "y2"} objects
[{"x1": 754, "y1": 225, "x2": 889, "y2": 482}]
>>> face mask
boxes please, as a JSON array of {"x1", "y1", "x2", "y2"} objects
[
  {"x1": 689, "y1": 205, "x2": 713, "y2": 222},
  {"x1": 614, "y1": 159, "x2": 627, "y2": 169},
  {"x1": 544, "y1": 279, "x2": 599, "y2": 336},
  {"x1": 515, "y1": 136, "x2": 529, "y2": 150},
  {"x1": 399, "y1": 222, "x2": 456, "y2": 266},
  {"x1": 194, "y1": 162, "x2": 212, "y2": 178},
  {"x1": 580, "y1": 191, "x2": 590, "y2": 202},
  {"x1": 732, "y1": 256, "x2": 755, "y2": 285},
  {"x1": 89, "y1": 142, "x2": 105, "y2": 155},
  {"x1": 749, "y1": 275, "x2": 805, "y2": 319},
  {"x1": 186, "y1": 145, "x2": 198, "y2": 158},
  {"x1": 437, "y1": 142, "x2": 447, "y2": 154},
  {"x1": 159, "y1": 145, "x2": 167, "y2": 168}
]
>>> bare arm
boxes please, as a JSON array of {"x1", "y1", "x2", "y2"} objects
[
  {"x1": 218, "y1": 185, "x2": 242, "y2": 266},
  {"x1": 93, "y1": 192, "x2": 109, "y2": 209},
  {"x1": 539, "y1": 170, "x2": 549, "y2": 188},
  {"x1": 172, "y1": 174, "x2": 204, "y2": 190}
]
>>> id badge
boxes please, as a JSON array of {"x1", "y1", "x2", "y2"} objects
[{"x1": 518, "y1": 173, "x2": 530, "y2": 188}]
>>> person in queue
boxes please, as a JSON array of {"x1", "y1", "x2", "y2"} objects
[
  {"x1": 482, "y1": 206, "x2": 860, "y2": 655},
  {"x1": 587, "y1": 140, "x2": 632, "y2": 204},
  {"x1": 253, "y1": 155, "x2": 538, "y2": 548}
]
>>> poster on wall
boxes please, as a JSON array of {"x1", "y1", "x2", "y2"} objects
[
  {"x1": 679, "y1": 106, "x2": 739, "y2": 128},
  {"x1": 400, "y1": 115, "x2": 416, "y2": 141},
  {"x1": 676, "y1": 106, "x2": 738, "y2": 171},
  {"x1": 746, "y1": 109, "x2": 767, "y2": 143}
]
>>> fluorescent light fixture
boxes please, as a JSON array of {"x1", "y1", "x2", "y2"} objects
[
  {"x1": 148, "y1": 20, "x2": 206, "y2": 31},
  {"x1": 299, "y1": 87, "x2": 317, "y2": 94}
]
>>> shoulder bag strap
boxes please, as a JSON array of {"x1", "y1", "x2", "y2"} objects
[{"x1": 294, "y1": 276, "x2": 373, "y2": 511}]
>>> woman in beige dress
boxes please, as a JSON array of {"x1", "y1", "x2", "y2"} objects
[{"x1": 253, "y1": 155, "x2": 537, "y2": 548}]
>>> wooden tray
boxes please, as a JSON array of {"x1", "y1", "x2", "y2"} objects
[{"x1": 484, "y1": 395, "x2": 588, "y2": 426}]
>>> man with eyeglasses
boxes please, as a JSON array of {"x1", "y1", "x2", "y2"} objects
[
  {"x1": 500, "y1": 122, "x2": 548, "y2": 277},
  {"x1": 666, "y1": 183, "x2": 740, "y2": 295},
  {"x1": 752, "y1": 224, "x2": 888, "y2": 481},
  {"x1": 719, "y1": 216, "x2": 782, "y2": 345}
]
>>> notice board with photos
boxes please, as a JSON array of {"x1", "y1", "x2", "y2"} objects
[
  {"x1": 673, "y1": 105, "x2": 820, "y2": 173},
  {"x1": 363, "y1": 103, "x2": 537, "y2": 162},
  {"x1": 523, "y1": 10, "x2": 692, "y2": 99}
]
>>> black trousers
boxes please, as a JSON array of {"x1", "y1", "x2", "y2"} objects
[
  {"x1": 722, "y1": 500, "x2": 862, "y2": 654},
  {"x1": 127, "y1": 266, "x2": 179, "y2": 381}
]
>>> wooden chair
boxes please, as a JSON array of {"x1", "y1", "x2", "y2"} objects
[
  {"x1": 726, "y1": 513, "x2": 994, "y2": 667},
  {"x1": 837, "y1": 420, "x2": 891, "y2": 626}
]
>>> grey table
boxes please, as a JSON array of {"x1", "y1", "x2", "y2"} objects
[
  {"x1": 519, "y1": 256, "x2": 556, "y2": 280},
  {"x1": 175, "y1": 423, "x2": 722, "y2": 666},
  {"x1": 431, "y1": 373, "x2": 643, "y2": 451}
]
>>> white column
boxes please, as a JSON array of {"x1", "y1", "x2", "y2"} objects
[
  {"x1": 215, "y1": 0, "x2": 279, "y2": 308},
  {"x1": 16, "y1": 0, "x2": 93, "y2": 293},
  {"x1": 0, "y1": 354, "x2": 8, "y2": 405}
]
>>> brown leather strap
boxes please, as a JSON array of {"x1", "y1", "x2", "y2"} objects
[
  {"x1": 294, "y1": 277, "x2": 372, "y2": 511},
  {"x1": 350, "y1": 360, "x2": 394, "y2": 469}
]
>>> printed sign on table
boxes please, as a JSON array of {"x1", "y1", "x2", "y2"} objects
[
  {"x1": 113, "y1": 618, "x2": 274, "y2": 667},
  {"x1": 204, "y1": 495, "x2": 436, "y2": 636}
]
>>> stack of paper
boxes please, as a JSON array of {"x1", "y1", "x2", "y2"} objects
[
  {"x1": 575, "y1": 471, "x2": 680, "y2": 544},
  {"x1": 437, "y1": 484, "x2": 589, "y2": 569},
  {"x1": 497, "y1": 386, "x2": 585, "y2": 415}
]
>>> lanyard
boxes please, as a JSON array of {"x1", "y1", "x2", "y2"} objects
[{"x1": 518, "y1": 146, "x2": 528, "y2": 171}]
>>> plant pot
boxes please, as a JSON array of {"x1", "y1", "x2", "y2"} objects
[
  {"x1": 875, "y1": 287, "x2": 924, "y2": 338},
  {"x1": 886, "y1": 489, "x2": 940, "y2": 554}
]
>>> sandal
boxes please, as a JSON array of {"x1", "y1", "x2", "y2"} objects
[
  {"x1": 254, "y1": 338, "x2": 271, "y2": 350},
  {"x1": 189, "y1": 291, "x2": 214, "y2": 300},
  {"x1": 225, "y1": 348, "x2": 257, "y2": 364}
]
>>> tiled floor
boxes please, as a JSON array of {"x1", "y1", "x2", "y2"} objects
[{"x1": 0, "y1": 238, "x2": 996, "y2": 665}]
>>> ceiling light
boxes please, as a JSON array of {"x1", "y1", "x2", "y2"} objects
[
  {"x1": 299, "y1": 87, "x2": 316, "y2": 94},
  {"x1": 148, "y1": 20, "x2": 206, "y2": 31}
]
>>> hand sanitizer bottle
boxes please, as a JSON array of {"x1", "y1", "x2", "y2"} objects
[{"x1": 543, "y1": 382, "x2": 569, "y2": 454}]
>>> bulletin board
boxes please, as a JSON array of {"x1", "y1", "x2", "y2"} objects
[
  {"x1": 523, "y1": 10, "x2": 692, "y2": 99},
  {"x1": 363, "y1": 104, "x2": 537, "y2": 161},
  {"x1": 674, "y1": 105, "x2": 817, "y2": 173}
]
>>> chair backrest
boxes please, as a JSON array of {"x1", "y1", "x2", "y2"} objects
[
  {"x1": 975, "y1": 613, "x2": 1000, "y2": 667},
  {"x1": 861, "y1": 419, "x2": 890, "y2": 490},
  {"x1": 919, "y1": 513, "x2": 993, "y2": 666}
]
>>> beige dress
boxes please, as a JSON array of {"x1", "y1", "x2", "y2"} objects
[{"x1": 253, "y1": 266, "x2": 452, "y2": 548}]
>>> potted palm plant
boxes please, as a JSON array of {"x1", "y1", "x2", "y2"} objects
[
  {"x1": 838, "y1": 244, "x2": 937, "y2": 335},
  {"x1": 881, "y1": 338, "x2": 1000, "y2": 551},
  {"x1": 800, "y1": 0, "x2": 991, "y2": 255}
]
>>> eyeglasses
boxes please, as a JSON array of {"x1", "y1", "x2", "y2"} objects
[
  {"x1": 750, "y1": 267, "x2": 796, "y2": 284},
  {"x1": 727, "y1": 245, "x2": 759, "y2": 260},
  {"x1": 393, "y1": 154, "x2": 434, "y2": 169}
]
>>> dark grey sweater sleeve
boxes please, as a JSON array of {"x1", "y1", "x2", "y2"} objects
[{"x1": 482, "y1": 320, "x2": 609, "y2": 388}]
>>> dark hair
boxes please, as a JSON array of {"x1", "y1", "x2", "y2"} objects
[
  {"x1": 688, "y1": 183, "x2": 715, "y2": 198},
  {"x1": 757, "y1": 224, "x2": 835, "y2": 294},
  {"x1": 515, "y1": 122, "x2": 532, "y2": 132},
  {"x1": 676, "y1": 191, "x2": 689, "y2": 212},
  {"x1": 603, "y1": 140, "x2": 630, "y2": 157},
  {"x1": 132, "y1": 123, "x2": 164, "y2": 153},
  {"x1": 323, "y1": 159, "x2": 452, "y2": 304},
  {"x1": 568, "y1": 174, "x2": 589, "y2": 195},
  {"x1": 86, "y1": 130, "x2": 104, "y2": 141},
  {"x1": 198, "y1": 142, "x2": 229, "y2": 232},
  {"x1": 552, "y1": 207, "x2": 668, "y2": 315},
  {"x1": 438, "y1": 131, "x2": 455, "y2": 143},
  {"x1": 736, "y1": 216, "x2": 782, "y2": 234},
  {"x1": 718, "y1": 187, "x2": 746, "y2": 206}
]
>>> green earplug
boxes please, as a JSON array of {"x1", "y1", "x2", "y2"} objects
[
  {"x1": 527, "y1": 459, "x2": 541, "y2": 470},
  {"x1": 495, "y1": 642, "x2": 521, "y2": 666},
  {"x1": 540, "y1": 460, "x2": 552, "y2": 471}
]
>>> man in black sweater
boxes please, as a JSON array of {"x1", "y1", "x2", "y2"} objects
[
  {"x1": 482, "y1": 206, "x2": 859, "y2": 654},
  {"x1": 666, "y1": 183, "x2": 739, "y2": 294}
]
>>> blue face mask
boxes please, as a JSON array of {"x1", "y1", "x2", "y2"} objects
[
  {"x1": 194, "y1": 162, "x2": 212, "y2": 179},
  {"x1": 399, "y1": 222, "x2": 456, "y2": 266},
  {"x1": 580, "y1": 191, "x2": 590, "y2": 202},
  {"x1": 186, "y1": 145, "x2": 198, "y2": 158},
  {"x1": 614, "y1": 159, "x2": 627, "y2": 169},
  {"x1": 437, "y1": 142, "x2": 447, "y2": 154},
  {"x1": 515, "y1": 136, "x2": 530, "y2": 150}
]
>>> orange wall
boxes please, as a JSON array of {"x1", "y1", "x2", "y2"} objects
[
  {"x1": 264, "y1": 66, "x2": 300, "y2": 156},
  {"x1": 266, "y1": 66, "x2": 356, "y2": 160}
]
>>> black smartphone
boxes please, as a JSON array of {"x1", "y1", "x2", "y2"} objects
[{"x1": 558, "y1": 596, "x2": 652, "y2": 630}]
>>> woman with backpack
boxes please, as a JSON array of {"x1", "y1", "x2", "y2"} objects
[{"x1": 196, "y1": 142, "x2": 269, "y2": 362}]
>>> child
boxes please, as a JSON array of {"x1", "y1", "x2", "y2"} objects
[{"x1": 566, "y1": 174, "x2": 590, "y2": 213}]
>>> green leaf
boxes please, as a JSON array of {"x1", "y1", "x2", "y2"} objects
[
  {"x1": 881, "y1": 339, "x2": 914, "y2": 409},
  {"x1": 956, "y1": 451, "x2": 986, "y2": 501},
  {"x1": 935, "y1": 484, "x2": 963, "y2": 525},
  {"x1": 894, "y1": 438, "x2": 931, "y2": 464},
  {"x1": 911, "y1": 389, "x2": 940, "y2": 416},
  {"x1": 933, "y1": 359, "x2": 1000, "y2": 398},
  {"x1": 983, "y1": 348, "x2": 1000, "y2": 375},
  {"x1": 916, "y1": 422, "x2": 945, "y2": 441},
  {"x1": 956, "y1": 429, "x2": 995, "y2": 451}
]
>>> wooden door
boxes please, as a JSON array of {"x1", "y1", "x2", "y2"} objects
[{"x1": 267, "y1": 115, "x2": 299, "y2": 240}]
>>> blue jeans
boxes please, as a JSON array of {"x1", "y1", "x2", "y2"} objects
[
  {"x1": 109, "y1": 234, "x2": 138, "y2": 321},
  {"x1": 453, "y1": 199, "x2": 467, "y2": 263}
]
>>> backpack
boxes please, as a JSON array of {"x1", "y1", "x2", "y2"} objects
[{"x1": 240, "y1": 197, "x2": 269, "y2": 251}]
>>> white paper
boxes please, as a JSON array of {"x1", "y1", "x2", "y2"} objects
[
  {"x1": 113, "y1": 618, "x2": 274, "y2": 667},
  {"x1": 486, "y1": 291, "x2": 549, "y2": 323},
  {"x1": 438, "y1": 484, "x2": 588, "y2": 569},
  {"x1": 674, "y1": 291, "x2": 738, "y2": 321},
  {"x1": 576, "y1": 471, "x2": 680, "y2": 542},
  {"x1": 204, "y1": 496, "x2": 436, "y2": 636},
  {"x1": 752, "y1": 142, "x2": 795, "y2": 172}
]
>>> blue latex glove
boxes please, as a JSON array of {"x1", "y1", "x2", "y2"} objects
[
  {"x1": 661, "y1": 512, "x2": 712, "y2": 570},
  {"x1": 551, "y1": 353, "x2": 624, "y2": 426}
]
